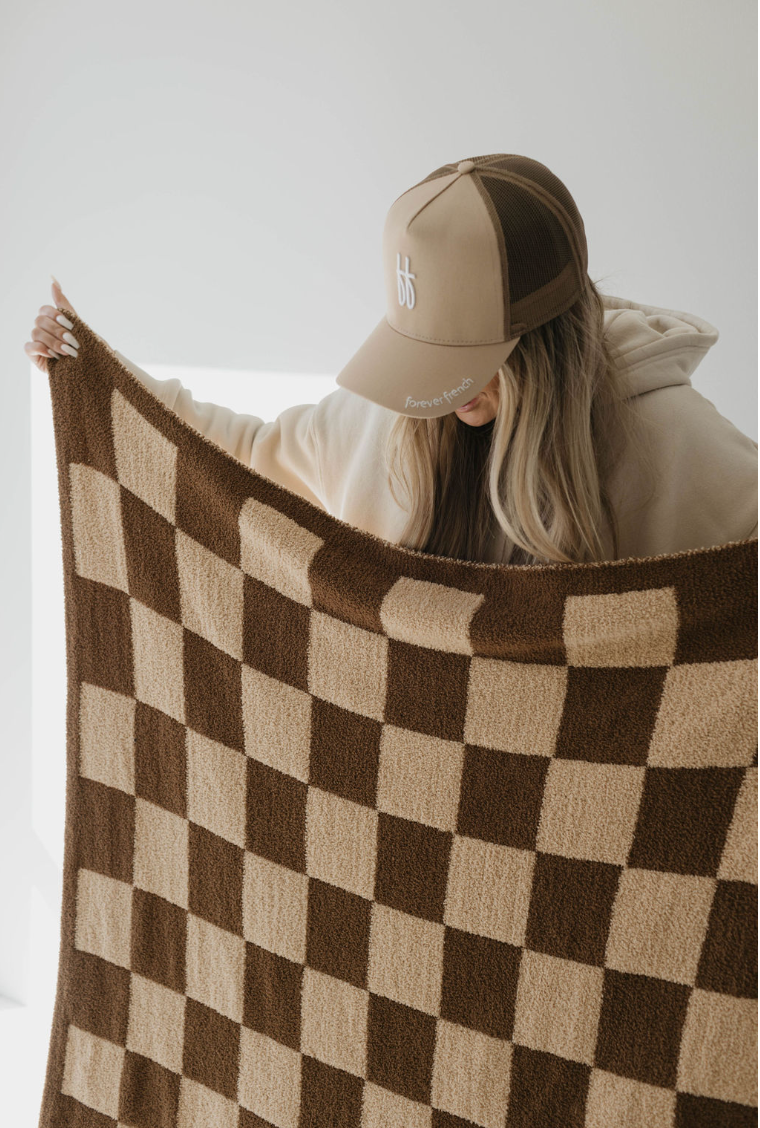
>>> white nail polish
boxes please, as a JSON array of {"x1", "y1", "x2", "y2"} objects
[
  {"x1": 61, "y1": 343, "x2": 78, "y2": 357},
  {"x1": 62, "y1": 331, "x2": 80, "y2": 347},
  {"x1": 56, "y1": 314, "x2": 74, "y2": 330}
]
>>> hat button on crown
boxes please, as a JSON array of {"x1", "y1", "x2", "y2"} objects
[{"x1": 457, "y1": 159, "x2": 475, "y2": 174}]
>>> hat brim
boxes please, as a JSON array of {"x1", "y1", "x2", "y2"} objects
[{"x1": 335, "y1": 316, "x2": 521, "y2": 419}]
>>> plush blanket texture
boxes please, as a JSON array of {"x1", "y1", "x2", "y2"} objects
[{"x1": 38, "y1": 313, "x2": 757, "y2": 1128}]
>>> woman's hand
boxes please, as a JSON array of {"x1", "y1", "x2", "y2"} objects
[{"x1": 24, "y1": 277, "x2": 80, "y2": 373}]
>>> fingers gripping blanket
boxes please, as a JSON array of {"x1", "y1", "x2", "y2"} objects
[{"x1": 38, "y1": 313, "x2": 757, "y2": 1128}]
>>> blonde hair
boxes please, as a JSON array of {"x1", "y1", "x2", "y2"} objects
[{"x1": 383, "y1": 276, "x2": 661, "y2": 566}]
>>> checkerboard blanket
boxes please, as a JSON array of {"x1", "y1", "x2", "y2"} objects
[{"x1": 38, "y1": 312, "x2": 757, "y2": 1128}]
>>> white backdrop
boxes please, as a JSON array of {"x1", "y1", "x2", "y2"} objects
[{"x1": 0, "y1": 0, "x2": 756, "y2": 1120}]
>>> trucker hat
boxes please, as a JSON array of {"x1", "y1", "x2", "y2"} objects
[{"x1": 335, "y1": 153, "x2": 591, "y2": 418}]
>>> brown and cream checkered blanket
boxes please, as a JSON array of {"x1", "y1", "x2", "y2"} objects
[{"x1": 38, "y1": 312, "x2": 757, "y2": 1128}]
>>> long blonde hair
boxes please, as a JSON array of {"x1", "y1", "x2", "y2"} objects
[{"x1": 384, "y1": 276, "x2": 660, "y2": 566}]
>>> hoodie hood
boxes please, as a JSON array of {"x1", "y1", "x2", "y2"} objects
[{"x1": 601, "y1": 293, "x2": 720, "y2": 398}]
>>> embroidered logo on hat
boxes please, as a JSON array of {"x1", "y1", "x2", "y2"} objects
[{"x1": 396, "y1": 253, "x2": 416, "y2": 309}]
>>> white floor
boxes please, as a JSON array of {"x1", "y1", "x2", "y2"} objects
[{"x1": 0, "y1": 885, "x2": 63, "y2": 1126}]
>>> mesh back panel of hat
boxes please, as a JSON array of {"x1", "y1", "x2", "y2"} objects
[
  {"x1": 479, "y1": 175, "x2": 573, "y2": 305},
  {"x1": 415, "y1": 153, "x2": 588, "y2": 332},
  {"x1": 482, "y1": 155, "x2": 586, "y2": 243}
]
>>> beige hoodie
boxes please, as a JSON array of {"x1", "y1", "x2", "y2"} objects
[{"x1": 112, "y1": 292, "x2": 758, "y2": 563}]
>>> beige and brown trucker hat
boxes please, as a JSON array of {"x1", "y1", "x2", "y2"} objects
[{"x1": 335, "y1": 153, "x2": 591, "y2": 418}]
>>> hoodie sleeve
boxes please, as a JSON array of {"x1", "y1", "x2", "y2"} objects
[{"x1": 112, "y1": 349, "x2": 326, "y2": 511}]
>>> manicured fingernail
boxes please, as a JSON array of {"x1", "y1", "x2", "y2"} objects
[
  {"x1": 62, "y1": 331, "x2": 80, "y2": 347},
  {"x1": 61, "y1": 344, "x2": 78, "y2": 357},
  {"x1": 56, "y1": 314, "x2": 74, "y2": 330}
]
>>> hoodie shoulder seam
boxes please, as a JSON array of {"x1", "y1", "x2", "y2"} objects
[{"x1": 616, "y1": 345, "x2": 710, "y2": 377}]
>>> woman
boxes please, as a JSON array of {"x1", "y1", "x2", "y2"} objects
[{"x1": 25, "y1": 154, "x2": 758, "y2": 567}]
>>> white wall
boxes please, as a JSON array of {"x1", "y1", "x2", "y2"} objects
[{"x1": 0, "y1": 0, "x2": 756, "y2": 1109}]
